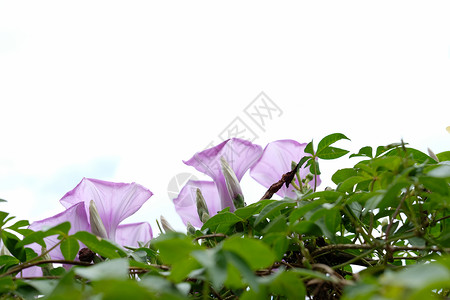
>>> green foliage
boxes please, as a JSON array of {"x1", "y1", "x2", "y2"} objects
[{"x1": 0, "y1": 134, "x2": 448, "y2": 299}]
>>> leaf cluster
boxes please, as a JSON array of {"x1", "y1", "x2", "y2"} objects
[{"x1": 0, "y1": 134, "x2": 449, "y2": 299}]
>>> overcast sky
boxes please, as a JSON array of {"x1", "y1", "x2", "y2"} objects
[{"x1": 1, "y1": 1, "x2": 449, "y2": 232}]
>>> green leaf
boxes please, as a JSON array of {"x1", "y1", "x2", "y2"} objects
[
  {"x1": 262, "y1": 233, "x2": 289, "y2": 261},
  {"x1": 0, "y1": 277, "x2": 15, "y2": 294},
  {"x1": 140, "y1": 276, "x2": 187, "y2": 299},
  {"x1": 45, "y1": 269, "x2": 82, "y2": 299},
  {"x1": 262, "y1": 214, "x2": 288, "y2": 234},
  {"x1": 301, "y1": 190, "x2": 342, "y2": 202},
  {"x1": 26, "y1": 279, "x2": 59, "y2": 296},
  {"x1": 75, "y1": 258, "x2": 129, "y2": 280},
  {"x1": 292, "y1": 268, "x2": 337, "y2": 282},
  {"x1": 223, "y1": 250, "x2": 259, "y2": 291},
  {"x1": 7, "y1": 220, "x2": 29, "y2": 231},
  {"x1": 92, "y1": 279, "x2": 158, "y2": 299},
  {"x1": 375, "y1": 143, "x2": 405, "y2": 157},
  {"x1": 380, "y1": 262, "x2": 450, "y2": 290},
  {"x1": 350, "y1": 146, "x2": 373, "y2": 159},
  {"x1": 317, "y1": 133, "x2": 350, "y2": 154},
  {"x1": 298, "y1": 155, "x2": 312, "y2": 168},
  {"x1": 191, "y1": 248, "x2": 227, "y2": 290},
  {"x1": 437, "y1": 151, "x2": 450, "y2": 162},
  {"x1": 234, "y1": 201, "x2": 271, "y2": 220},
  {"x1": 201, "y1": 212, "x2": 243, "y2": 230},
  {"x1": 309, "y1": 207, "x2": 341, "y2": 242},
  {"x1": 254, "y1": 200, "x2": 296, "y2": 225},
  {"x1": 317, "y1": 146, "x2": 349, "y2": 160},
  {"x1": 308, "y1": 159, "x2": 321, "y2": 175},
  {"x1": 420, "y1": 176, "x2": 449, "y2": 195},
  {"x1": 270, "y1": 270, "x2": 306, "y2": 299},
  {"x1": 337, "y1": 176, "x2": 370, "y2": 193},
  {"x1": 0, "y1": 255, "x2": 20, "y2": 267},
  {"x1": 354, "y1": 161, "x2": 376, "y2": 176},
  {"x1": 289, "y1": 197, "x2": 335, "y2": 222},
  {"x1": 364, "y1": 181, "x2": 410, "y2": 214},
  {"x1": 332, "y1": 168, "x2": 358, "y2": 185},
  {"x1": 1, "y1": 230, "x2": 27, "y2": 262},
  {"x1": 168, "y1": 257, "x2": 201, "y2": 283},
  {"x1": 73, "y1": 231, "x2": 126, "y2": 259},
  {"x1": 19, "y1": 222, "x2": 72, "y2": 248},
  {"x1": 139, "y1": 276, "x2": 189, "y2": 300},
  {"x1": 151, "y1": 232, "x2": 201, "y2": 265},
  {"x1": 379, "y1": 181, "x2": 410, "y2": 210},
  {"x1": 304, "y1": 140, "x2": 314, "y2": 155},
  {"x1": 384, "y1": 147, "x2": 437, "y2": 164},
  {"x1": 291, "y1": 221, "x2": 322, "y2": 236},
  {"x1": 0, "y1": 211, "x2": 11, "y2": 228},
  {"x1": 60, "y1": 237, "x2": 80, "y2": 261},
  {"x1": 222, "y1": 236, "x2": 276, "y2": 270}
]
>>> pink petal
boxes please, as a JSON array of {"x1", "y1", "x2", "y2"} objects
[
  {"x1": 22, "y1": 202, "x2": 90, "y2": 277},
  {"x1": 184, "y1": 138, "x2": 262, "y2": 210},
  {"x1": 59, "y1": 178, "x2": 153, "y2": 240},
  {"x1": 173, "y1": 180, "x2": 221, "y2": 228},
  {"x1": 115, "y1": 222, "x2": 153, "y2": 248},
  {"x1": 20, "y1": 264, "x2": 43, "y2": 278},
  {"x1": 250, "y1": 139, "x2": 321, "y2": 199}
]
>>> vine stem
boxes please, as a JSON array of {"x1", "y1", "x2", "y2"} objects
[
  {"x1": 3, "y1": 259, "x2": 91, "y2": 278},
  {"x1": 385, "y1": 190, "x2": 408, "y2": 242},
  {"x1": 194, "y1": 233, "x2": 227, "y2": 241},
  {"x1": 311, "y1": 243, "x2": 449, "y2": 257}
]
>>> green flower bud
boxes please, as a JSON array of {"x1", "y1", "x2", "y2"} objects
[
  {"x1": 220, "y1": 156, "x2": 244, "y2": 206},
  {"x1": 233, "y1": 194, "x2": 245, "y2": 209},
  {"x1": 89, "y1": 200, "x2": 108, "y2": 239},
  {"x1": 427, "y1": 148, "x2": 439, "y2": 162},
  {"x1": 0, "y1": 243, "x2": 11, "y2": 256},
  {"x1": 40, "y1": 247, "x2": 54, "y2": 276},
  {"x1": 201, "y1": 212, "x2": 210, "y2": 223},
  {"x1": 186, "y1": 222, "x2": 196, "y2": 235},
  {"x1": 196, "y1": 188, "x2": 210, "y2": 222},
  {"x1": 160, "y1": 215, "x2": 175, "y2": 233}
]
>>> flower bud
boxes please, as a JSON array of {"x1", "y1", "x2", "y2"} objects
[
  {"x1": 40, "y1": 247, "x2": 54, "y2": 276},
  {"x1": 89, "y1": 200, "x2": 108, "y2": 239},
  {"x1": 220, "y1": 156, "x2": 244, "y2": 205},
  {"x1": 305, "y1": 174, "x2": 314, "y2": 183},
  {"x1": 0, "y1": 243, "x2": 11, "y2": 256},
  {"x1": 186, "y1": 222, "x2": 196, "y2": 235},
  {"x1": 233, "y1": 194, "x2": 245, "y2": 209},
  {"x1": 160, "y1": 215, "x2": 175, "y2": 233},
  {"x1": 427, "y1": 148, "x2": 439, "y2": 162},
  {"x1": 196, "y1": 188, "x2": 210, "y2": 222},
  {"x1": 201, "y1": 212, "x2": 210, "y2": 223}
]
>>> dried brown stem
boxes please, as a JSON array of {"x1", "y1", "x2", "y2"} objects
[{"x1": 260, "y1": 168, "x2": 297, "y2": 201}]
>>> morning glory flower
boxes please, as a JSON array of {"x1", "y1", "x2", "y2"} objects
[
  {"x1": 22, "y1": 178, "x2": 153, "y2": 277},
  {"x1": 183, "y1": 138, "x2": 263, "y2": 212},
  {"x1": 173, "y1": 180, "x2": 221, "y2": 228},
  {"x1": 250, "y1": 139, "x2": 321, "y2": 199},
  {"x1": 59, "y1": 178, "x2": 153, "y2": 242}
]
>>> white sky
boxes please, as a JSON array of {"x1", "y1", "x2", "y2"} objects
[{"x1": 0, "y1": 1, "x2": 449, "y2": 233}]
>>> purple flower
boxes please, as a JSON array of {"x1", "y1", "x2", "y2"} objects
[
  {"x1": 173, "y1": 180, "x2": 221, "y2": 228},
  {"x1": 184, "y1": 138, "x2": 263, "y2": 211},
  {"x1": 174, "y1": 138, "x2": 263, "y2": 226},
  {"x1": 250, "y1": 139, "x2": 321, "y2": 199},
  {"x1": 23, "y1": 178, "x2": 153, "y2": 276},
  {"x1": 59, "y1": 178, "x2": 153, "y2": 242}
]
